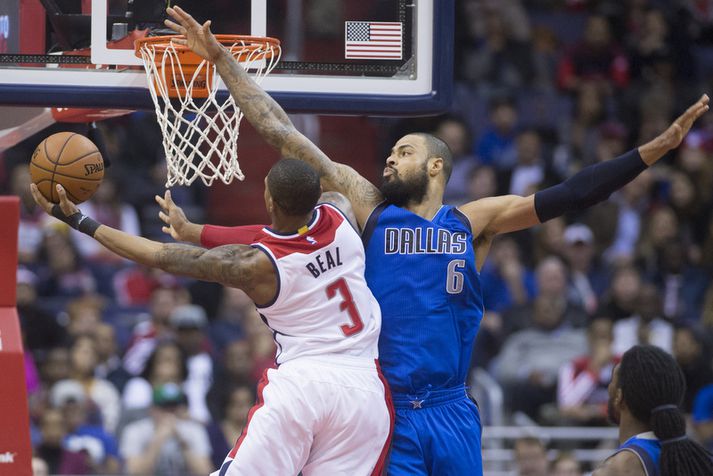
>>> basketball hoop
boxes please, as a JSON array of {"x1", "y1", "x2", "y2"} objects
[{"x1": 135, "y1": 35, "x2": 281, "y2": 186}]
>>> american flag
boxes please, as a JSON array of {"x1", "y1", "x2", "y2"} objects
[{"x1": 345, "y1": 21, "x2": 403, "y2": 60}]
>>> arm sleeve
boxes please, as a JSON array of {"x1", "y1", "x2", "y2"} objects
[
  {"x1": 200, "y1": 224, "x2": 265, "y2": 248},
  {"x1": 534, "y1": 148, "x2": 647, "y2": 223}
]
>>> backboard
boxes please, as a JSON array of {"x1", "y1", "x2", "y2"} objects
[{"x1": 0, "y1": 0, "x2": 452, "y2": 116}]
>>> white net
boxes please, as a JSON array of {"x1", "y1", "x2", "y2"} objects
[{"x1": 138, "y1": 38, "x2": 281, "y2": 186}]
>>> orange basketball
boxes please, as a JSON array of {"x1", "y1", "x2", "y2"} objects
[{"x1": 29, "y1": 132, "x2": 104, "y2": 204}]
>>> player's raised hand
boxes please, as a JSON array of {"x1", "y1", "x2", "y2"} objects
[
  {"x1": 155, "y1": 190, "x2": 203, "y2": 244},
  {"x1": 30, "y1": 183, "x2": 79, "y2": 217},
  {"x1": 662, "y1": 94, "x2": 710, "y2": 150},
  {"x1": 164, "y1": 6, "x2": 224, "y2": 62}
]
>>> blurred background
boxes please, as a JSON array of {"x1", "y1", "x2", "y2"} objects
[{"x1": 5, "y1": 0, "x2": 713, "y2": 475}]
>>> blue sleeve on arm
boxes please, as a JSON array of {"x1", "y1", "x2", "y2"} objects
[{"x1": 534, "y1": 149, "x2": 647, "y2": 223}]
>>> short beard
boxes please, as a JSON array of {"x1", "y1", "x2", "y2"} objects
[{"x1": 380, "y1": 165, "x2": 429, "y2": 207}]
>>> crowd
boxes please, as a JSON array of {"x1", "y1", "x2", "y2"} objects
[{"x1": 3, "y1": 0, "x2": 713, "y2": 475}]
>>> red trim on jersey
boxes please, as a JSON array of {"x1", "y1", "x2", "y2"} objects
[
  {"x1": 229, "y1": 368, "x2": 270, "y2": 458},
  {"x1": 371, "y1": 359, "x2": 395, "y2": 476},
  {"x1": 257, "y1": 205, "x2": 345, "y2": 260}
]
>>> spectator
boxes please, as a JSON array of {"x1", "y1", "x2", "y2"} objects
[
  {"x1": 206, "y1": 338, "x2": 254, "y2": 421},
  {"x1": 558, "y1": 318, "x2": 618, "y2": 425},
  {"x1": 612, "y1": 283, "x2": 673, "y2": 355},
  {"x1": 50, "y1": 379, "x2": 120, "y2": 474},
  {"x1": 92, "y1": 323, "x2": 131, "y2": 392},
  {"x1": 436, "y1": 115, "x2": 478, "y2": 204},
  {"x1": 480, "y1": 236, "x2": 536, "y2": 314},
  {"x1": 120, "y1": 382, "x2": 213, "y2": 476},
  {"x1": 563, "y1": 223, "x2": 608, "y2": 315},
  {"x1": 636, "y1": 206, "x2": 679, "y2": 276},
  {"x1": 39, "y1": 347, "x2": 71, "y2": 389},
  {"x1": 557, "y1": 15, "x2": 630, "y2": 92},
  {"x1": 495, "y1": 293, "x2": 587, "y2": 420},
  {"x1": 462, "y1": 6, "x2": 534, "y2": 95},
  {"x1": 65, "y1": 295, "x2": 105, "y2": 340},
  {"x1": 67, "y1": 334, "x2": 121, "y2": 433},
  {"x1": 507, "y1": 129, "x2": 549, "y2": 196},
  {"x1": 652, "y1": 241, "x2": 710, "y2": 322},
  {"x1": 603, "y1": 169, "x2": 654, "y2": 263},
  {"x1": 123, "y1": 285, "x2": 189, "y2": 375},
  {"x1": 551, "y1": 452, "x2": 583, "y2": 476},
  {"x1": 122, "y1": 340, "x2": 188, "y2": 414},
  {"x1": 10, "y1": 165, "x2": 49, "y2": 264},
  {"x1": 73, "y1": 176, "x2": 141, "y2": 264},
  {"x1": 475, "y1": 96, "x2": 519, "y2": 167},
  {"x1": 34, "y1": 408, "x2": 70, "y2": 474},
  {"x1": 206, "y1": 384, "x2": 255, "y2": 469},
  {"x1": 532, "y1": 216, "x2": 565, "y2": 263},
  {"x1": 504, "y1": 256, "x2": 587, "y2": 334},
  {"x1": 465, "y1": 164, "x2": 499, "y2": 203},
  {"x1": 37, "y1": 231, "x2": 97, "y2": 298},
  {"x1": 598, "y1": 265, "x2": 642, "y2": 321},
  {"x1": 673, "y1": 326, "x2": 713, "y2": 412},
  {"x1": 514, "y1": 436, "x2": 548, "y2": 476},
  {"x1": 169, "y1": 304, "x2": 213, "y2": 423},
  {"x1": 16, "y1": 267, "x2": 66, "y2": 353}
]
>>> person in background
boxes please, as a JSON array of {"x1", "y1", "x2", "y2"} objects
[
  {"x1": 50, "y1": 379, "x2": 121, "y2": 474},
  {"x1": 123, "y1": 285, "x2": 189, "y2": 375},
  {"x1": 673, "y1": 326, "x2": 713, "y2": 413},
  {"x1": 120, "y1": 382, "x2": 212, "y2": 476},
  {"x1": 67, "y1": 334, "x2": 121, "y2": 433},
  {"x1": 435, "y1": 115, "x2": 478, "y2": 205},
  {"x1": 594, "y1": 345, "x2": 713, "y2": 475},
  {"x1": 514, "y1": 436, "x2": 548, "y2": 476},
  {"x1": 169, "y1": 304, "x2": 214, "y2": 423},
  {"x1": 206, "y1": 384, "x2": 255, "y2": 470},
  {"x1": 563, "y1": 223, "x2": 608, "y2": 315},
  {"x1": 476, "y1": 96, "x2": 519, "y2": 167},
  {"x1": 92, "y1": 323, "x2": 131, "y2": 392},
  {"x1": 612, "y1": 282, "x2": 673, "y2": 355},
  {"x1": 496, "y1": 292, "x2": 587, "y2": 420},
  {"x1": 558, "y1": 318, "x2": 619, "y2": 425},
  {"x1": 206, "y1": 338, "x2": 254, "y2": 421},
  {"x1": 551, "y1": 452, "x2": 583, "y2": 476}
]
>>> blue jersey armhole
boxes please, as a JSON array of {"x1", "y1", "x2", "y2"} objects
[{"x1": 361, "y1": 202, "x2": 388, "y2": 247}]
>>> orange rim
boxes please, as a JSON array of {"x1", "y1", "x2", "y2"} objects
[{"x1": 134, "y1": 34, "x2": 281, "y2": 63}]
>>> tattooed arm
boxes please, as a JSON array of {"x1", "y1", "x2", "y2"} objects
[
  {"x1": 163, "y1": 6, "x2": 383, "y2": 228},
  {"x1": 30, "y1": 184, "x2": 276, "y2": 304}
]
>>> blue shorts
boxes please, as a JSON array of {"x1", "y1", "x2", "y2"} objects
[{"x1": 387, "y1": 385, "x2": 482, "y2": 476}]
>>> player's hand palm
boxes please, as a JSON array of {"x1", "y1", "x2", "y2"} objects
[
  {"x1": 164, "y1": 6, "x2": 223, "y2": 62},
  {"x1": 662, "y1": 94, "x2": 710, "y2": 149}
]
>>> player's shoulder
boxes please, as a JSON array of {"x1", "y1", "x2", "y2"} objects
[{"x1": 593, "y1": 450, "x2": 647, "y2": 476}]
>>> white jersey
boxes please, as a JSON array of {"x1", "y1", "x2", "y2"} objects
[{"x1": 252, "y1": 204, "x2": 382, "y2": 365}]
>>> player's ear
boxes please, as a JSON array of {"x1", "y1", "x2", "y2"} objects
[{"x1": 428, "y1": 157, "x2": 443, "y2": 177}]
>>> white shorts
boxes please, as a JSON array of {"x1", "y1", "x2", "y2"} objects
[{"x1": 212, "y1": 355, "x2": 394, "y2": 476}]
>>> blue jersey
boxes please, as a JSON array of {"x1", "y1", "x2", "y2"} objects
[
  {"x1": 363, "y1": 203, "x2": 484, "y2": 394},
  {"x1": 613, "y1": 433, "x2": 661, "y2": 476}
]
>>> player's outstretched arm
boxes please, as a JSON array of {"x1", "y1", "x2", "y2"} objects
[
  {"x1": 163, "y1": 6, "x2": 382, "y2": 227},
  {"x1": 459, "y1": 94, "x2": 710, "y2": 239},
  {"x1": 31, "y1": 184, "x2": 275, "y2": 300}
]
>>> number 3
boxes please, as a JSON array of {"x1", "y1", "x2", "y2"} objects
[{"x1": 326, "y1": 278, "x2": 364, "y2": 336}]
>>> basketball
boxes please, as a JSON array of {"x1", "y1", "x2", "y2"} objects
[{"x1": 29, "y1": 132, "x2": 104, "y2": 204}]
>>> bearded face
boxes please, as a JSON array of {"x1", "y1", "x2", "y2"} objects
[{"x1": 380, "y1": 161, "x2": 429, "y2": 207}]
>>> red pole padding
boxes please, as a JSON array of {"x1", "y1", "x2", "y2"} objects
[{"x1": 0, "y1": 195, "x2": 33, "y2": 475}]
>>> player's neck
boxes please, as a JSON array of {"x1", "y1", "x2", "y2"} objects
[
  {"x1": 270, "y1": 211, "x2": 315, "y2": 234},
  {"x1": 402, "y1": 190, "x2": 443, "y2": 220},
  {"x1": 618, "y1": 412, "x2": 650, "y2": 445}
]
